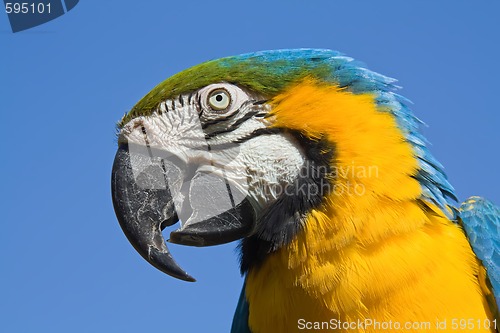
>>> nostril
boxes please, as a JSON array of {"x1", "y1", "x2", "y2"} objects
[{"x1": 131, "y1": 119, "x2": 144, "y2": 129}]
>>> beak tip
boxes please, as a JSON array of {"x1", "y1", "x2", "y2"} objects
[
  {"x1": 146, "y1": 246, "x2": 197, "y2": 282},
  {"x1": 185, "y1": 276, "x2": 197, "y2": 283},
  {"x1": 169, "y1": 270, "x2": 197, "y2": 282},
  {"x1": 162, "y1": 265, "x2": 196, "y2": 282}
]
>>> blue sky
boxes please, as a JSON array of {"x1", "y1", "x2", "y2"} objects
[{"x1": 1, "y1": 1, "x2": 499, "y2": 332}]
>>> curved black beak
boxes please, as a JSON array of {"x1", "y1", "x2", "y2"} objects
[
  {"x1": 111, "y1": 144, "x2": 195, "y2": 282},
  {"x1": 111, "y1": 143, "x2": 256, "y2": 281}
]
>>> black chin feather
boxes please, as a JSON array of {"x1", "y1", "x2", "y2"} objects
[{"x1": 239, "y1": 130, "x2": 335, "y2": 274}]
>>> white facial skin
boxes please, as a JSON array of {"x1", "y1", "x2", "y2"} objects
[{"x1": 118, "y1": 83, "x2": 305, "y2": 217}]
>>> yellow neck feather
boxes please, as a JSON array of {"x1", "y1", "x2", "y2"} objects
[{"x1": 245, "y1": 80, "x2": 493, "y2": 332}]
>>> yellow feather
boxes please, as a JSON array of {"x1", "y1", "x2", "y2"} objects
[{"x1": 246, "y1": 80, "x2": 494, "y2": 332}]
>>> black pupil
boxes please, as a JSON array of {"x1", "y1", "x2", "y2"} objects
[{"x1": 215, "y1": 94, "x2": 223, "y2": 102}]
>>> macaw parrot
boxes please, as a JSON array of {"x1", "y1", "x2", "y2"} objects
[{"x1": 111, "y1": 49, "x2": 500, "y2": 332}]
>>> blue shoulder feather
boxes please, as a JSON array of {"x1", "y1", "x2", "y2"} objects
[
  {"x1": 231, "y1": 280, "x2": 251, "y2": 333},
  {"x1": 460, "y1": 196, "x2": 500, "y2": 311}
]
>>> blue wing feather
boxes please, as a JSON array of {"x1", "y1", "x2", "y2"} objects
[
  {"x1": 460, "y1": 196, "x2": 500, "y2": 312},
  {"x1": 231, "y1": 280, "x2": 252, "y2": 333}
]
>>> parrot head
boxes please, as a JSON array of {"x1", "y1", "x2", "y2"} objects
[{"x1": 111, "y1": 49, "x2": 455, "y2": 282}]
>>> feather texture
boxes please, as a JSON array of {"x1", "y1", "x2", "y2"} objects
[{"x1": 460, "y1": 196, "x2": 500, "y2": 315}]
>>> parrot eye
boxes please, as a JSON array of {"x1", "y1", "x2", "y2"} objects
[
  {"x1": 198, "y1": 83, "x2": 252, "y2": 118},
  {"x1": 208, "y1": 89, "x2": 231, "y2": 111}
]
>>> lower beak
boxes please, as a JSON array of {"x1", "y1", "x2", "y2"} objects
[{"x1": 111, "y1": 144, "x2": 256, "y2": 281}]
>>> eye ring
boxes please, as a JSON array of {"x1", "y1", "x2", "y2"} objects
[{"x1": 207, "y1": 88, "x2": 231, "y2": 111}]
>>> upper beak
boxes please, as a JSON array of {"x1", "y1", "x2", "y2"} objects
[{"x1": 111, "y1": 142, "x2": 256, "y2": 281}]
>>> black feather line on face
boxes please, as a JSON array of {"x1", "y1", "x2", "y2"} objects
[
  {"x1": 205, "y1": 109, "x2": 263, "y2": 139},
  {"x1": 239, "y1": 130, "x2": 335, "y2": 274}
]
